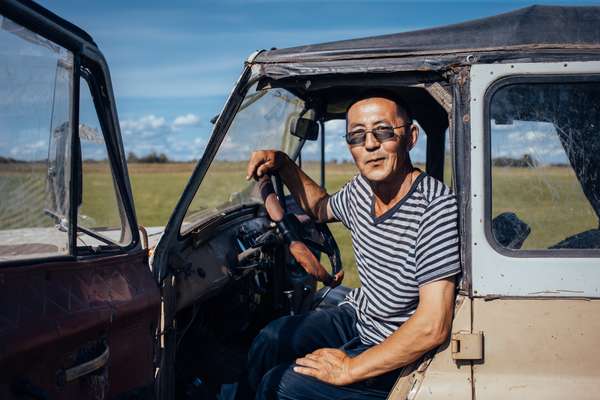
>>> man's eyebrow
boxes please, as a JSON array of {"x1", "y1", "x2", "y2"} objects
[{"x1": 348, "y1": 122, "x2": 366, "y2": 130}]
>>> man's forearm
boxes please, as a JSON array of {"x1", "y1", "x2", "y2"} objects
[
  {"x1": 348, "y1": 313, "x2": 449, "y2": 381},
  {"x1": 278, "y1": 154, "x2": 331, "y2": 222},
  {"x1": 348, "y1": 279, "x2": 456, "y2": 381}
]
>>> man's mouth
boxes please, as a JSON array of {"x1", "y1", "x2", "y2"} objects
[{"x1": 366, "y1": 156, "x2": 386, "y2": 165}]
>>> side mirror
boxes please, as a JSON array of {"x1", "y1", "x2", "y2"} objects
[{"x1": 290, "y1": 117, "x2": 319, "y2": 141}]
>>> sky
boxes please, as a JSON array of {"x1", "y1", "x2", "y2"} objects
[{"x1": 10, "y1": 0, "x2": 600, "y2": 163}]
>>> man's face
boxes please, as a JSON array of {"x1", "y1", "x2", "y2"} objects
[{"x1": 346, "y1": 97, "x2": 418, "y2": 183}]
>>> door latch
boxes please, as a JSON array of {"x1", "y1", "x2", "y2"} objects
[{"x1": 451, "y1": 331, "x2": 483, "y2": 361}]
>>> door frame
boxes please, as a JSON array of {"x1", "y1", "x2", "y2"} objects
[{"x1": 469, "y1": 61, "x2": 600, "y2": 298}]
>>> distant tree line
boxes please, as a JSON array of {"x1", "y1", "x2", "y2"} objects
[
  {"x1": 127, "y1": 151, "x2": 171, "y2": 163},
  {"x1": 0, "y1": 156, "x2": 47, "y2": 164},
  {"x1": 492, "y1": 154, "x2": 539, "y2": 168},
  {"x1": 0, "y1": 156, "x2": 21, "y2": 163}
]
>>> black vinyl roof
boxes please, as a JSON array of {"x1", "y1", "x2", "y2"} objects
[{"x1": 255, "y1": 5, "x2": 600, "y2": 64}]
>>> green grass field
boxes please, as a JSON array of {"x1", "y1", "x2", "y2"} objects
[
  {"x1": 127, "y1": 162, "x2": 600, "y2": 288},
  {"x1": 2, "y1": 161, "x2": 597, "y2": 288}
]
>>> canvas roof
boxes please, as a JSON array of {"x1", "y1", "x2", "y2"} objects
[{"x1": 253, "y1": 5, "x2": 600, "y2": 79}]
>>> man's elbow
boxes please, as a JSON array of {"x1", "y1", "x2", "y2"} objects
[{"x1": 420, "y1": 320, "x2": 451, "y2": 348}]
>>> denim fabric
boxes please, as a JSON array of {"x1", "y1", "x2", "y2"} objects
[{"x1": 244, "y1": 305, "x2": 398, "y2": 400}]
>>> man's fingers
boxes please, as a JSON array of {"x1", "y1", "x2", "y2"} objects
[
  {"x1": 256, "y1": 163, "x2": 272, "y2": 178},
  {"x1": 295, "y1": 356, "x2": 322, "y2": 370},
  {"x1": 246, "y1": 150, "x2": 281, "y2": 180},
  {"x1": 246, "y1": 152, "x2": 263, "y2": 180},
  {"x1": 246, "y1": 161, "x2": 257, "y2": 180},
  {"x1": 293, "y1": 366, "x2": 320, "y2": 378}
]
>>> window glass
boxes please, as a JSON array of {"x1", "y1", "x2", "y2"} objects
[
  {"x1": 0, "y1": 17, "x2": 73, "y2": 261},
  {"x1": 490, "y1": 81, "x2": 600, "y2": 250},
  {"x1": 181, "y1": 85, "x2": 304, "y2": 232},
  {"x1": 77, "y1": 77, "x2": 132, "y2": 247}
]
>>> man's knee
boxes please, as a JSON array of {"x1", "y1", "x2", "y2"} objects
[
  {"x1": 249, "y1": 316, "x2": 286, "y2": 360},
  {"x1": 256, "y1": 364, "x2": 315, "y2": 400},
  {"x1": 247, "y1": 317, "x2": 291, "y2": 391}
]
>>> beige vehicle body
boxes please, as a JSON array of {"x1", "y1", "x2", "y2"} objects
[{"x1": 385, "y1": 60, "x2": 600, "y2": 400}]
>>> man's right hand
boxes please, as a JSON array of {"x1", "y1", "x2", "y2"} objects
[
  {"x1": 247, "y1": 149, "x2": 333, "y2": 223},
  {"x1": 246, "y1": 150, "x2": 288, "y2": 181}
]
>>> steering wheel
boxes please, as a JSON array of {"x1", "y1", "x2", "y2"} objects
[{"x1": 258, "y1": 175, "x2": 344, "y2": 287}]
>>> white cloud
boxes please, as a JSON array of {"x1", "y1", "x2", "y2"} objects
[
  {"x1": 172, "y1": 113, "x2": 201, "y2": 129},
  {"x1": 492, "y1": 120, "x2": 568, "y2": 164},
  {"x1": 120, "y1": 114, "x2": 166, "y2": 137},
  {"x1": 9, "y1": 139, "x2": 47, "y2": 159}
]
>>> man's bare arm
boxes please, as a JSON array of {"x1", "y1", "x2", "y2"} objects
[
  {"x1": 246, "y1": 150, "x2": 335, "y2": 222},
  {"x1": 294, "y1": 277, "x2": 456, "y2": 385}
]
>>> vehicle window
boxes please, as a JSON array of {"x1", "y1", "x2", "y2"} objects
[
  {"x1": 0, "y1": 17, "x2": 73, "y2": 262},
  {"x1": 489, "y1": 80, "x2": 600, "y2": 251},
  {"x1": 181, "y1": 85, "x2": 304, "y2": 232},
  {"x1": 77, "y1": 76, "x2": 132, "y2": 247}
]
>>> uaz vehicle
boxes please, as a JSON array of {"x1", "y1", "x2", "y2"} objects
[{"x1": 1, "y1": 1, "x2": 599, "y2": 399}]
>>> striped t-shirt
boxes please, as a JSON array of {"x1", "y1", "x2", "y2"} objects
[{"x1": 329, "y1": 172, "x2": 461, "y2": 345}]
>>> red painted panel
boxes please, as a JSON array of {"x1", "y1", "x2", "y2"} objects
[{"x1": 0, "y1": 250, "x2": 160, "y2": 399}]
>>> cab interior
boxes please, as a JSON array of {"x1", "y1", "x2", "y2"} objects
[{"x1": 168, "y1": 74, "x2": 456, "y2": 398}]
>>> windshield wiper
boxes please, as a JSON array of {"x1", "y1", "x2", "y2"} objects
[{"x1": 44, "y1": 209, "x2": 120, "y2": 247}]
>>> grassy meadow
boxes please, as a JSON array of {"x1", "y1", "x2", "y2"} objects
[
  {"x1": 126, "y1": 161, "x2": 598, "y2": 288},
  {"x1": 2, "y1": 161, "x2": 598, "y2": 288}
]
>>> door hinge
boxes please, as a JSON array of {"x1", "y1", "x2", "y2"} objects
[{"x1": 451, "y1": 331, "x2": 483, "y2": 361}]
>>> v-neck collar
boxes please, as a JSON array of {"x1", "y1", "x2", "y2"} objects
[{"x1": 366, "y1": 171, "x2": 426, "y2": 225}]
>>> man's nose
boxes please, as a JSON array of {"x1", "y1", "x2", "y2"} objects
[{"x1": 364, "y1": 131, "x2": 380, "y2": 151}]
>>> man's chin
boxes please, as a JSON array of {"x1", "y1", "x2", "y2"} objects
[{"x1": 360, "y1": 168, "x2": 392, "y2": 183}]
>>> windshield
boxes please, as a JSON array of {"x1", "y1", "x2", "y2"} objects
[{"x1": 181, "y1": 84, "x2": 305, "y2": 232}]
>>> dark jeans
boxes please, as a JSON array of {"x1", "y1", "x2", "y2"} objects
[{"x1": 246, "y1": 304, "x2": 399, "y2": 400}]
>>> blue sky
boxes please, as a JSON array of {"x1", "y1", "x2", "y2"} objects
[{"x1": 25, "y1": 0, "x2": 600, "y2": 162}]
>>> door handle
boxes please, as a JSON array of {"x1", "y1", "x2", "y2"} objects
[{"x1": 58, "y1": 343, "x2": 110, "y2": 384}]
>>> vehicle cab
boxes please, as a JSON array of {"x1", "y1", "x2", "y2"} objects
[{"x1": 1, "y1": 2, "x2": 599, "y2": 399}]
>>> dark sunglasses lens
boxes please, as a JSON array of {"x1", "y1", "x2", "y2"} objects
[
  {"x1": 372, "y1": 128, "x2": 396, "y2": 142},
  {"x1": 346, "y1": 132, "x2": 366, "y2": 145}
]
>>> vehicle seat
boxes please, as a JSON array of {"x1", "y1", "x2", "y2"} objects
[
  {"x1": 491, "y1": 212, "x2": 530, "y2": 249},
  {"x1": 550, "y1": 228, "x2": 600, "y2": 249}
]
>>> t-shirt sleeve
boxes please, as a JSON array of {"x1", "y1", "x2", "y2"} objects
[
  {"x1": 328, "y1": 178, "x2": 354, "y2": 229},
  {"x1": 415, "y1": 194, "x2": 461, "y2": 286}
]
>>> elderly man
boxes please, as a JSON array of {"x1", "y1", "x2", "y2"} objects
[{"x1": 244, "y1": 91, "x2": 460, "y2": 399}]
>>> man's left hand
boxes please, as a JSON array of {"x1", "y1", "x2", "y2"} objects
[{"x1": 294, "y1": 348, "x2": 356, "y2": 386}]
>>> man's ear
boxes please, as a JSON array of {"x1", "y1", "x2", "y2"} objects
[{"x1": 407, "y1": 123, "x2": 419, "y2": 151}]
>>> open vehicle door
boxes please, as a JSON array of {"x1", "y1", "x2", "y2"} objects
[{"x1": 0, "y1": 1, "x2": 160, "y2": 399}]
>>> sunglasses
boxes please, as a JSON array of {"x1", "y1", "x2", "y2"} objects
[{"x1": 345, "y1": 123, "x2": 412, "y2": 146}]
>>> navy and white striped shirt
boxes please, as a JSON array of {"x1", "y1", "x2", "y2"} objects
[{"x1": 329, "y1": 172, "x2": 461, "y2": 345}]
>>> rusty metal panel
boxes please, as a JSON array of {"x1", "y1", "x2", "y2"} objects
[{"x1": 0, "y1": 250, "x2": 160, "y2": 399}]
